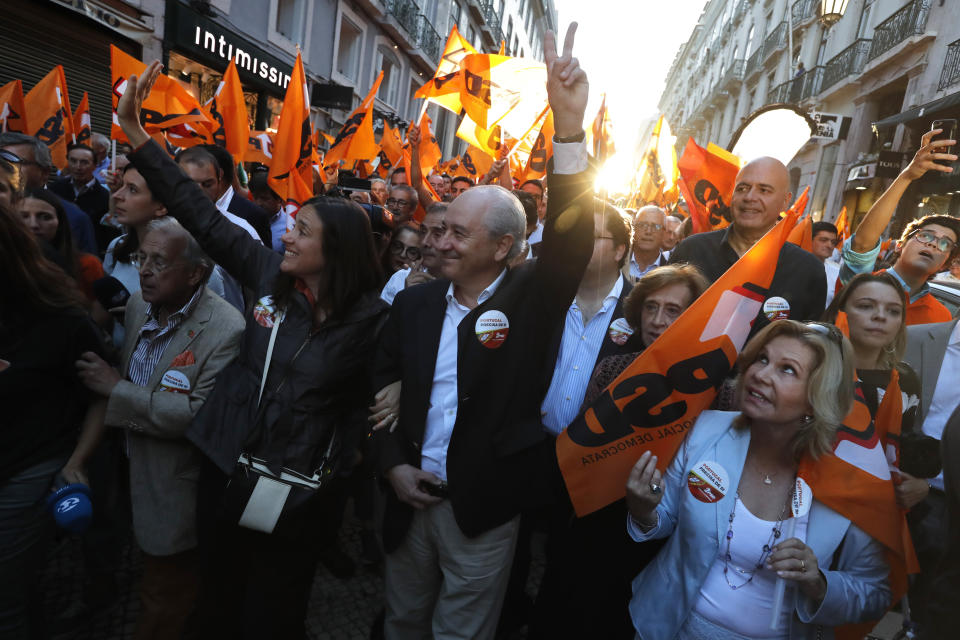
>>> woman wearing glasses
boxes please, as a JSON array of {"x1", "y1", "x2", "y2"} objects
[
  {"x1": 382, "y1": 222, "x2": 423, "y2": 278},
  {"x1": 626, "y1": 320, "x2": 890, "y2": 639}
]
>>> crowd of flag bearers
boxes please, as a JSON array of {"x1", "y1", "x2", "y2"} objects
[{"x1": 1, "y1": 18, "x2": 959, "y2": 640}]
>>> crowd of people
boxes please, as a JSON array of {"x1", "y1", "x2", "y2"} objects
[{"x1": 2, "y1": 23, "x2": 960, "y2": 640}]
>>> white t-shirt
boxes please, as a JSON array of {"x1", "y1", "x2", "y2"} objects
[{"x1": 380, "y1": 268, "x2": 412, "y2": 305}]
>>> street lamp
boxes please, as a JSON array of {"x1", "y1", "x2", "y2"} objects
[{"x1": 819, "y1": 0, "x2": 849, "y2": 27}]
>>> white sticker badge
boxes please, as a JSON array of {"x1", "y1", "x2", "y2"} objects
[
  {"x1": 608, "y1": 317, "x2": 634, "y2": 346},
  {"x1": 792, "y1": 477, "x2": 813, "y2": 517},
  {"x1": 762, "y1": 296, "x2": 791, "y2": 321},
  {"x1": 160, "y1": 370, "x2": 191, "y2": 394},
  {"x1": 687, "y1": 460, "x2": 730, "y2": 504},
  {"x1": 475, "y1": 310, "x2": 510, "y2": 349}
]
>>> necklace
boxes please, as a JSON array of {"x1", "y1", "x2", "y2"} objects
[
  {"x1": 751, "y1": 460, "x2": 778, "y2": 486},
  {"x1": 722, "y1": 491, "x2": 791, "y2": 590}
]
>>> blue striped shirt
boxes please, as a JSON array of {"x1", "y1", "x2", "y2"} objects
[
  {"x1": 127, "y1": 286, "x2": 205, "y2": 387},
  {"x1": 541, "y1": 275, "x2": 624, "y2": 435}
]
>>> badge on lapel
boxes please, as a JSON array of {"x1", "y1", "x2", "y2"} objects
[
  {"x1": 608, "y1": 317, "x2": 634, "y2": 345},
  {"x1": 475, "y1": 310, "x2": 509, "y2": 349},
  {"x1": 253, "y1": 295, "x2": 279, "y2": 328},
  {"x1": 687, "y1": 460, "x2": 730, "y2": 503},
  {"x1": 159, "y1": 370, "x2": 191, "y2": 394}
]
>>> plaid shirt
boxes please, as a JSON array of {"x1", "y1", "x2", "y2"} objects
[{"x1": 127, "y1": 286, "x2": 205, "y2": 387}]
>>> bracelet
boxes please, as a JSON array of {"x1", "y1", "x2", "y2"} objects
[{"x1": 553, "y1": 130, "x2": 585, "y2": 144}]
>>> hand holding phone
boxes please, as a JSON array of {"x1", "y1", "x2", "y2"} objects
[{"x1": 931, "y1": 119, "x2": 958, "y2": 167}]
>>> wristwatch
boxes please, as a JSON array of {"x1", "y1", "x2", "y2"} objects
[{"x1": 553, "y1": 130, "x2": 586, "y2": 144}]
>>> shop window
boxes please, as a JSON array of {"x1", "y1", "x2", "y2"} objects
[
  {"x1": 276, "y1": 0, "x2": 304, "y2": 41},
  {"x1": 377, "y1": 45, "x2": 401, "y2": 107},
  {"x1": 336, "y1": 15, "x2": 364, "y2": 83},
  {"x1": 408, "y1": 76, "x2": 420, "y2": 120}
]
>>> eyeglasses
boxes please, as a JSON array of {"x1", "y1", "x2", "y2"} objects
[
  {"x1": 131, "y1": 252, "x2": 182, "y2": 273},
  {"x1": 634, "y1": 221, "x2": 663, "y2": 233},
  {"x1": 907, "y1": 228, "x2": 957, "y2": 253},
  {"x1": 386, "y1": 198, "x2": 414, "y2": 208},
  {"x1": 389, "y1": 241, "x2": 421, "y2": 260}
]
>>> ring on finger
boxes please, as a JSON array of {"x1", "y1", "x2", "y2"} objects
[
  {"x1": 800, "y1": 559, "x2": 806, "y2": 573},
  {"x1": 649, "y1": 483, "x2": 661, "y2": 494}
]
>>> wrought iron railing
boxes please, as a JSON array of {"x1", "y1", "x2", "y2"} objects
[
  {"x1": 746, "y1": 44, "x2": 764, "y2": 77},
  {"x1": 415, "y1": 14, "x2": 442, "y2": 62},
  {"x1": 821, "y1": 39, "x2": 872, "y2": 92},
  {"x1": 385, "y1": 0, "x2": 419, "y2": 37},
  {"x1": 868, "y1": 0, "x2": 930, "y2": 61},
  {"x1": 480, "y1": 0, "x2": 504, "y2": 44},
  {"x1": 764, "y1": 22, "x2": 787, "y2": 60},
  {"x1": 734, "y1": 0, "x2": 750, "y2": 24},
  {"x1": 939, "y1": 39, "x2": 960, "y2": 91},
  {"x1": 721, "y1": 59, "x2": 746, "y2": 88},
  {"x1": 766, "y1": 66, "x2": 823, "y2": 104},
  {"x1": 791, "y1": 0, "x2": 818, "y2": 25}
]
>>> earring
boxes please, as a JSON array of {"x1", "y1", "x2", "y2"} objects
[{"x1": 801, "y1": 415, "x2": 814, "y2": 424}]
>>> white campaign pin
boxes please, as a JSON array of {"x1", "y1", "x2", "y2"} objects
[
  {"x1": 608, "y1": 317, "x2": 634, "y2": 345},
  {"x1": 253, "y1": 295, "x2": 278, "y2": 328},
  {"x1": 792, "y1": 477, "x2": 813, "y2": 517},
  {"x1": 160, "y1": 370, "x2": 191, "y2": 393},
  {"x1": 762, "y1": 296, "x2": 791, "y2": 321},
  {"x1": 475, "y1": 310, "x2": 510, "y2": 349}
]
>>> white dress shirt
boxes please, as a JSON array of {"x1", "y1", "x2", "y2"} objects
[
  {"x1": 629, "y1": 251, "x2": 666, "y2": 281},
  {"x1": 215, "y1": 185, "x2": 261, "y2": 242},
  {"x1": 541, "y1": 275, "x2": 624, "y2": 435},
  {"x1": 528, "y1": 221, "x2": 544, "y2": 246},
  {"x1": 824, "y1": 259, "x2": 840, "y2": 307},
  {"x1": 921, "y1": 320, "x2": 960, "y2": 491},
  {"x1": 421, "y1": 270, "x2": 507, "y2": 481},
  {"x1": 380, "y1": 268, "x2": 412, "y2": 305}
]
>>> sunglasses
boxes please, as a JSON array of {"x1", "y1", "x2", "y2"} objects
[
  {"x1": 805, "y1": 322, "x2": 846, "y2": 362},
  {"x1": 907, "y1": 228, "x2": 957, "y2": 253}
]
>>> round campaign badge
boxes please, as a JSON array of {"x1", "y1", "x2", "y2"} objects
[
  {"x1": 160, "y1": 370, "x2": 191, "y2": 393},
  {"x1": 253, "y1": 295, "x2": 278, "y2": 328},
  {"x1": 608, "y1": 317, "x2": 634, "y2": 345},
  {"x1": 475, "y1": 310, "x2": 510, "y2": 349},
  {"x1": 687, "y1": 460, "x2": 730, "y2": 503},
  {"x1": 763, "y1": 296, "x2": 791, "y2": 321},
  {"x1": 792, "y1": 477, "x2": 813, "y2": 518}
]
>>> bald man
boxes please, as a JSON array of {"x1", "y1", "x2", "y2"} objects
[
  {"x1": 626, "y1": 205, "x2": 668, "y2": 281},
  {"x1": 669, "y1": 156, "x2": 826, "y2": 334}
]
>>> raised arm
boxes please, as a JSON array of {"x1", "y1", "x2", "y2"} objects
[{"x1": 117, "y1": 62, "x2": 281, "y2": 290}]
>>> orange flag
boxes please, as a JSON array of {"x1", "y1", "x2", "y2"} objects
[
  {"x1": 325, "y1": 71, "x2": 383, "y2": 168},
  {"x1": 556, "y1": 204, "x2": 802, "y2": 516},
  {"x1": 454, "y1": 145, "x2": 493, "y2": 180},
  {"x1": 784, "y1": 187, "x2": 813, "y2": 251},
  {"x1": 414, "y1": 25, "x2": 476, "y2": 115},
  {"x1": 590, "y1": 93, "x2": 615, "y2": 161},
  {"x1": 521, "y1": 110, "x2": 554, "y2": 181},
  {"x1": 376, "y1": 120, "x2": 404, "y2": 178},
  {"x1": 416, "y1": 113, "x2": 443, "y2": 176},
  {"x1": 110, "y1": 46, "x2": 211, "y2": 141},
  {"x1": 24, "y1": 66, "x2": 74, "y2": 168},
  {"x1": 268, "y1": 51, "x2": 314, "y2": 211},
  {"x1": 633, "y1": 115, "x2": 680, "y2": 209},
  {"x1": 678, "y1": 138, "x2": 740, "y2": 234},
  {"x1": 205, "y1": 59, "x2": 250, "y2": 163},
  {"x1": 247, "y1": 130, "x2": 275, "y2": 166},
  {"x1": 73, "y1": 92, "x2": 91, "y2": 145},
  {"x1": 834, "y1": 206, "x2": 848, "y2": 244},
  {"x1": 0, "y1": 79, "x2": 28, "y2": 133}
]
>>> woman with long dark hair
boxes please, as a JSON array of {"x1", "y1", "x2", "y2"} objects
[
  {"x1": 117, "y1": 62, "x2": 387, "y2": 638},
  {"x1": 0, "y1": 206, "x2": 107, "y2": 638}
]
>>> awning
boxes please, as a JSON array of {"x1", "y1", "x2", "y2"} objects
[{"x1": 873, "y1": 90, "x2": 960, "y2": 129}]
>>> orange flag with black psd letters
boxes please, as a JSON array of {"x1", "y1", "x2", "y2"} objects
[
  {"x1": 268, "y1": 51, "x2": 314, "y2": 212},
  {"x1": 521, "y1": 109, "x2": 554, "y2": 181},
  {"x1": 24, "y1": 65, "x2": 74, "y2": 168},
  {"x1": 376, "y1": 120, "x2": 404, "y2": 178},
  {"x1": 784, "y1": 187, "x2": 812, "y2": 251},
  {"x1": 678, "y1": 138, "x2": 741, "y2": 235},
  {"x1": 413, "y1": 25, "x2": 476, "y2": 116},
  {"x1": 324, "y1": 71, "x2": 383, "y2": 168},
  {"x1": 0, "y1": 79, "x2": 28, "y2": 134},
  {"x1": 72, "y1": 92, "x2": 91, "y2": 145},
  {"x1": 556, "y1": 203, "x2": 802, "y2": 516},
  {"x1": 205, "y1": 59, "x2": 250, "y2": 163}
]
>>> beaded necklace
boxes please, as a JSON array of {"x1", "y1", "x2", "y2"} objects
[{"x1": 722, "y1": 490, "x2": 791, "y2": 590}]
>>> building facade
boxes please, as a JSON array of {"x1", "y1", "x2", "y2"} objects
[
  {"x1": 659, "y1": 0, "x2": 960, "y2": 234},
  {"x1": 1, "y1": 0, "x2": 554, "y2": 161}
]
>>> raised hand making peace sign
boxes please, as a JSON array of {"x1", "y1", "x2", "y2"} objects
[{"x1": 543, "y1": 23, "x2": 589, "y2": 139}]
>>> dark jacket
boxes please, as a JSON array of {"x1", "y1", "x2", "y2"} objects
[
  {"x1": 49, "y1": 176, "x2": 115, "y2": 254},
  {"x1": 373, "y1": 164, "x2": 595, "y2": 551},
  {"x1": 128, "y1": 140, "x2": 388, "y2": 479},
  {"x1": 228, "y1": 191, "x2": 272, "y2": 247}
]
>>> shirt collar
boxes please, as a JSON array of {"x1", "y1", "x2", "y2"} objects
[
  {"x1": 631, "y1": 251, "x2": 664, "y2": 272},
  {"x1": 74, "y1": 176, "x2": 98, "y2": 193},
  {"x1": 886, "y1": 267, "x2": 932, "y2": 303},
  {"x1": 446, "y1": 269, "x2": 508, "y2": 307},
  {"x1": 142, "y1": 285, "x2": 205, "y2": 334},
  {"x1": 216, "y1": 184, "x2": 235, "y2": 212}
]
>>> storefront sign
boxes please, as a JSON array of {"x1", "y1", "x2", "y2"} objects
[
  {"x1": 49, "y1": 0, "x2": 154, "y2": 38},
  {"x1": 847, "y1": 163, "x2": 876, "y2": 182},
  {"x1": 811, "y1": 112, "x2": 852, "y2": 141},
  {"x1": 165, "y1": 1, "x2": 293, "y2": 96},
  {"x1": 877, "y1": 151, "x2": 903, "y2": 178}
]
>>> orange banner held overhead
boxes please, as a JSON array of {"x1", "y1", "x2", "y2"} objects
[
  {"x1": 246, "y1": 130, "x2": 275, "y2": 166},
  {"x1": 205, "y1": 59, "x2": 250, "y2": 163},
  {"x1": 414, "y1": 25, "x2": 476, "y2": 116},
  {"x1": 110, "y1": 46, "x2": 211, "y2": 142},
  {"x1": 0, "y1": 79, "x2": 28, "y2": 134},
  {"x1": 678, "y1": 138, "x2": 740, "y2": 234},
  {"x1": 456, "y1": 115, "x2": 503, "y2": 159},
  {"x1": 25, "y1": 65, "x2": 74, "y2": 168},
  {"x1": 376, "y1": 120, "x2": 404, "y2": 178},
  {"x1": 633, "y1": 115, "x2": 679, "y2": 209},
  {"x1": 521, "y1": 110, "x2": 554, "y2": 181},
  {"x1": 268, "y1": 51, "x2": 315, "y2": 212},
  {"x1": 325, "y1": 71, "x2": 383, "y2": 168},
  {"x1": 556, "y1": 204, "x2": 802, "y2": 516},
  {"x1": 454, "y1": 145, "x2": 493, "y2": 181},
  {"x1": 784, "y1": 187, "x2": 812, "y2": 251},
  {"x1": 416, "y1": 113, "x2": 443, "y2": 177}
]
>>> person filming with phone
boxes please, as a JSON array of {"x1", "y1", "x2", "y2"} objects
[{"x1": 839, "y1": 125, "x2": 960, "y2": 325}]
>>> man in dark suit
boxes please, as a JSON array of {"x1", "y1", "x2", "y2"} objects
[
  {"x1": 904, "y1": 317, "x2": 960, "y2": 626},
  {"x1": 49, "y1": 142, "x2": 113, "y2": 253},
  {"x1": 372, "y1": 24, "x2": 593, "y2": 639}
]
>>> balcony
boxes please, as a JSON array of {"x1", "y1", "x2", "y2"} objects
[
  {"x1": 465, "y1": 0, "x2": 484, "y2": 22},
  {"x1": 720, "y1": 59, "x2": 746, "y2": 89},
  {"x1": 412, "y1": 14, "x2": 442, "y2": 64},
  {"x1": 868, "y1": 0, "x2": 931, "y2": 62},
  {"x1": 479, "y1": 0, "x2": 504, "y2": 46},
  {"x1": 821, "y1": 39, "x2": 872, "y2": 93},
  {"x1": 379, "y1": 0, "x2": 441, "y2": 69},
  {"x1": 939, "y1": 39, "x2": 960, "y2": 91},
  {"x1": 763, "y1": 22, "x2": 787, "y2": 62},
  {"x1": 745, "y1": 45, "x2": 764, "y2": 78},
  {"x1": 384, "y1": 0, "x2": 419, "y2": 39},
  {"x1": 791, "y1": 0, "x2": 818, "y2": 27},
  {"x1": 734, "y1": 0, "x2": 750, "y2": 24},
  {"x1": 766, "y1": 66, "x2": 823, "y2": 104}
]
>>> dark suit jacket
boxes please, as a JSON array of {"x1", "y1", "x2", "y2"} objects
[
  {"x1": 228, "y1": 192, "x2": 272, "y2": 246},
  {"x1": 373, "y1": 166, "x2": 595, "y2": 551}
]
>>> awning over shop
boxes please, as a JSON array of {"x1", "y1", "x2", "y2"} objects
[{"x1": 872, "y1": 89, "x2": 960, "y2": 129}]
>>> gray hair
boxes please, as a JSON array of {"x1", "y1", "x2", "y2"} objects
[
  {"x1": 0, "y1": 132, "x2": 54, "y2": 171},
  {"x1": 481, "y1": 186, "x2": 526, "y2": 261},
  {"x1": 144, "y1": 217, "x2": 214, "y2": 283},
  {"x1": 90, "y1": 133, "x2": 110, "y2": 152}
]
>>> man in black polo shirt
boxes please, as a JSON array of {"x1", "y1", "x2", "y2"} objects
[
  {"x1": 669, "y1": 156, "x2": 826, "y2": 333},
  {"x1": 49, "y1": 143, "x2": 113, "y2": 253}
]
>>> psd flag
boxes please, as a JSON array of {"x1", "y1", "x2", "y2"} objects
[
  {"x1": 457, "y1": 115, "x2": 502, "y2": 158},
  {"x1": 324, "y1": 71, "x2": 383, "y2": 167},
  {"x1": 834, "y1": 206, "x2": 849, "y2": 244},
  {"x1": 0, "y1": 79, "x2": 28, "y2": 133},
  {"x1": 205, "y1": 59, "x2": 250, "y2": 163},
  {"x1": 785, "y1": 187, "x2": 812, "y2": 251},
  {"x1": 268, "y1": 51, "x2": 314, "y2": 210},
  {"x1": 376, "y1": 120, "x2": 404, "y2": 178},
  {"x1": 590, "y1": 94, "x2": 615, "y2": 161},
  {"x1": 455, "y1": 145, "x2": 493, "y2": 180},
  {"x1": 556, "y1": 204, "x2": 802, "y2": 516},
  {"x1": 521, "y1": 109, "x2": 554, "y2": 181},
  {"x1": 457, "y1": 53, "x2": 548, "y2": 140},
  {"x1": 24, "y1": 66, "x2": 74, "y2": 168},
  {"x1": 110, "y1": 46, "x2": 211, "y2": 141},
  {"x1": 633, "y1": 115, "x2": 679, "y2": 209},
  {"x1": 416, "y1": 113, "x2": 443, "y2": 177},
  {"x1": 73, "y1": 92, "x2": 91, "y2": 145},
  {"x1": 414, "y1": 25, "x2": 476, "y2": 115},
  {"x1": 678, "y1": 138, "x2": 740, "y2": 234},
  {"x1": 247, "y1": 130, "x2": 275, "y2": 166}
]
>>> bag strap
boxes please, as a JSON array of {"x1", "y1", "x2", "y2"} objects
[{"x1": 258, "y1": 310, "x2": 286, "y2": 406}]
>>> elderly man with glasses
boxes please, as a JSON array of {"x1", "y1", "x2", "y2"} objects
[
  {"x1": 386, "y1": 184, "x2": 418, "y2": 224},
  {"x1": 627, "y1": 205, "x2": 669, "y2": 281}
]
